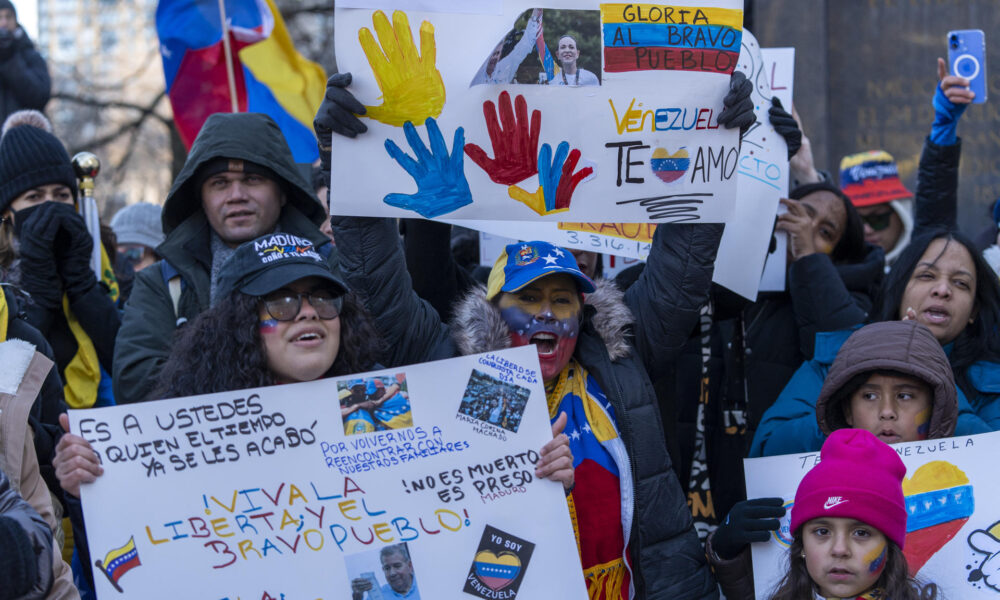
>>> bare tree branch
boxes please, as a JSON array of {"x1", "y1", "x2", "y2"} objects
[
  {"x1": 64, "y1": 90, "x2": 169, "y2": 154},
  {"x1": 52, "y1": 90, "x2": 172, "y2": 128}
]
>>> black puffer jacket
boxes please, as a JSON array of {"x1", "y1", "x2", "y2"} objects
[
  {"x1": 913, "y1": 136, "x2": 962, "y2": 239},
  {"x1": 664, "y1": 243, "x2": 885, "y2": 520},
  {"x1": 332, "y1": 215, "x2": 722, "y2": 599},
  {"x1": 0, "y1": 27, "x2": 50, "y2": 123}
]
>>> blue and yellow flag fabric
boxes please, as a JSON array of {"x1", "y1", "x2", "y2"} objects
[{"x1": 156, "y1": 0, "x2": 326, "y2": 162}]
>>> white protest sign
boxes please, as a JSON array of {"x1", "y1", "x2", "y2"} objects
[
  {"x1": 468, "y1": 219, "x2": 654, "y2": 261},
  {"x1": 745, "y1": 432, "x2": 1000, "y2": 599},
  {"x1": 72, "y1": 346, "x2": 587, "y2": 600},
  {"x1": 712, "y1": 30, "x2": 789, "y2": 299},
  {"x1": 760, "y1": 47, "x2": 794, "y2": 112},
  {"x1": 332, "y1": 1, "x2": 743, "y2": 223}
]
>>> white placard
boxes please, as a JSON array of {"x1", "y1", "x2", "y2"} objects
[
  {"x1": 745, "y1": 432, "x2": 1000, "y2": 599},
  {"x1": 332, "y1": 1, "x2": 743, "y2": 223},
  {"x1": 759, "y1": 47, "x2": 794, "y2": 112},
  {"x1": 73, "y1": 347, "x2": 587, "y2": 599}
]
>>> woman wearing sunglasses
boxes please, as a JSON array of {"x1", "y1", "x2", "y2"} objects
[{"x1": 53, "y1": 234, "x2": 575, "y2": 588}]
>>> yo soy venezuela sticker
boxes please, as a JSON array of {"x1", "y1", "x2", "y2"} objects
[{"x1": 464, "y1": 525, "x2": 536, "y2": 599}]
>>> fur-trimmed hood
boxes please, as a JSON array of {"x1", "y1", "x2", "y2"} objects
[{"x1": 449, "y1": 279, "x2": 634, "y2": 361}]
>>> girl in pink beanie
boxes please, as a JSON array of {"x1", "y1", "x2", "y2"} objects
[{"x1": 769, "y1": 428, "x2": 936, "y2": 599}]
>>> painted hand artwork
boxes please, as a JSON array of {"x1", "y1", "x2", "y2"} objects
[
  {"x1": 333, "y1": 1, "x2": 744, "y2": 224},
  {"x1": 359, "y1": 10, "x2": 445, "y2": 127},
  {"x1": 464, "y1": 92, "x2": 541, "y2": 185},
  {"x1": 383, "y1": 117, "x2": 473, "y2": 219},
  {"x1": 508, "y1": 142, "x2": 593, "y2": 216}
]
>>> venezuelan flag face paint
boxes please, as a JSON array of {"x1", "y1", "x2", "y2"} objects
[
  {"x1": 259, "y1": 318, "x2": 279, "y2": 335},
  {"x1": 497, "y1": 274, "x2": 582, "y2": 383},
  {"x1": 803, "y1": 518, "x2": 888, "y2": 599}
]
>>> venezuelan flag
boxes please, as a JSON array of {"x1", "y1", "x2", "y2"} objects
[
  {"x1": 156, "y1": 0, "x2": 326, "y2": 162},
  {"x1": 96, "y1": 536, "x2": 141, "y2": 592}
]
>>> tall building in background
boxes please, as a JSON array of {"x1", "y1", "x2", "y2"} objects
[{"x1": 35, "y1": 0, "x2": 172, "y2": 217}]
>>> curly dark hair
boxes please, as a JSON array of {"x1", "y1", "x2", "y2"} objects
[
  {"x1": 151, "y1": 289, "x2": 383, "y2": 400},
  {"x1": 768, "y1": 535, "x2": 936, "y2": 600}
]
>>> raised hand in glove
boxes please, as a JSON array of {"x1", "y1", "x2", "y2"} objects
[
  {"x1": 717, "y1": 70, "x2": 755, "y2": 135},
  {"x1": 314, "y1": 73, "x2": 367, "y2": 175},
  {"x1": 15, "y1": 202, "x2": 65, "y2": 310},
  {"x1": 712, "y1": 497, "x2": 786, "y2": 560},
  {"x1": 768, "y1": 98, "x2": 801, "y2": 160},
  {"x1": 50, "y1": 203, "x2": 97, "y2": 301}
]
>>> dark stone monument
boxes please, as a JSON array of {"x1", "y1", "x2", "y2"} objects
[{"x1": 754, "y1": 0, "x2": 1000, "y2": 236}]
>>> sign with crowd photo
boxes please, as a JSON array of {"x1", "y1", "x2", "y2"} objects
[
  {"x1": 744, "y1": 432, "x2": 1000, "y2": 599},
  {"x1": 71, "y1": 346, "x2": 587, "y2": 599},
  {"x1": 332, "y1": 0, "x2": 743, "y2": 223}
]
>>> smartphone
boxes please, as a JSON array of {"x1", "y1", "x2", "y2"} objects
[{"x1": 947, "y1": 29, "x2": 988, "y2": 103}]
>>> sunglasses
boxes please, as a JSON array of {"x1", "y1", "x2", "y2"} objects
[
  {"x1": 861, "y1": 210, "x2": 894, "y2": 232},
  {"x1": 260, "y1": 288, "x2": 343, "y2": 321}
]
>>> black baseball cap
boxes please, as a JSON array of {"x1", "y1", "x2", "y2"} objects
[{"x1": 215, "y1": 233, "x2": 348, "y2": 301}]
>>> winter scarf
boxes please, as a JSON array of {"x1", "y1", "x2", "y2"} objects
[{"x1": 548, "y1": 358, "x2": 631, "y2": 600}]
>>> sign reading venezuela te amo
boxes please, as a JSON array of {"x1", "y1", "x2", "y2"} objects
[{"x1": 333, "y1": 1, "x2": 744, "y2": 225}]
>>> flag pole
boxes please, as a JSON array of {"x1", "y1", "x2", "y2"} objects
[{"x1": 217, "y1": 0, "x2": 239, "y2": 113}]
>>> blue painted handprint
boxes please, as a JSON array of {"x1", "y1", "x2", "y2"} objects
[
  {"x1": 383, "y1": 117, "x2": 473, "y2": 218},
  {"x1": 508, "y1": 141, "x2": 592, "y2": 216}
]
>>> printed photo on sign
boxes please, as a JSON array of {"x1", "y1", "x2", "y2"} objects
[
  {"x1": 338, "y1": 373, "x2": 413, "y2": 436},
  {"x1": 346, "y1": 542, "x2": 420, "y2": 600},
  {"x1": 464, "y1": 525, "x2": 535, "y2": 599},
  {"x1": 458, "y1": 369, "x2": 531, "y2": 434},
  {"x1": 471, "y1": 8, "x2": 602, "y2": 87}
]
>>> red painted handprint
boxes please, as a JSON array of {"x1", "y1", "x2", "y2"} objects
[{"x1": 464, "y1": 91, "x2": 541, "y2": 185}]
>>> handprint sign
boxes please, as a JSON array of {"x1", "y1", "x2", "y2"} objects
[
  {"x1": 383, "y1": 117, "x2": 473, "y2": 219},
  {"x1": 508, "y1": 142, "x2": 593, "y2": 216},
  {"x1": 464, "y1": 91, "x2": 541, "y2": 185},
  {"x1": 359, "y1": 10, "x2": 446, "y2": 127}
]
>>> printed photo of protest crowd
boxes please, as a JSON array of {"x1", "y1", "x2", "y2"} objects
[{"x1": 2, "y1": 0, "x2": 1000, "y2": 599}]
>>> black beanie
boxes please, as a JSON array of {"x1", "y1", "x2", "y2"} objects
[
  {"x1": 0, "y1": 1, "x2": 15, "y2": 19},
  {"x1": 0, "y1": 514, "x2": 38, "y2": 599},
  {"x1": 0, "y1": 124, "x2": 78, "y2": 214}
]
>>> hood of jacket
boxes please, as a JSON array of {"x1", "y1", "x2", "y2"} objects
[
  {"x1": 161, "y1": 112, "x2": 324, "y2": 234},
  {"x1": 883, "y1": 197, "x2": 914, "y2": 268},
  {"x1": 450, "y1": 279, "x2": 633, "y2": 362},
  {"x1": 817, "y1": 320, "x2": 957, "y2": 440}
]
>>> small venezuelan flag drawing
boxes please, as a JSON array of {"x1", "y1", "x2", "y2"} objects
[{"x1": 95, "y1": 536, "x2": 141, "y2": 593}]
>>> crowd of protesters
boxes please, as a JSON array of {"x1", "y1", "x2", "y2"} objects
[{"x1": 0, "y1": 7, "x2": 999, "y2": 599}]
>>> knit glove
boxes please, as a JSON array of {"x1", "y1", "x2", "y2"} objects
[
  {"x1": 313, "y1": 72, "x2": 368, "y2": 175},
  {"x1": 717, "y1": 70, "x2": 755, "y2": 135},
  {"x1": 712, "y1": 497, "x2": 786, "y2": 560},
  {"x1": 768, "y1": 98, "x2": 801, "y2": 160},
  {"x1": 51, "y1": 204, "x2": 98, "y2": 302},
  {"x1": 931, "y1": 83, "x2": 968, "y2": 146},
  {"x1": 16, "y1": 203, "x2": 64, "y2": 310}
]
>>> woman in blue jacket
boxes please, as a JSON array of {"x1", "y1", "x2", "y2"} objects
[{"x1": 751, "y1": 228, "x2": 1000, "y2": 456}]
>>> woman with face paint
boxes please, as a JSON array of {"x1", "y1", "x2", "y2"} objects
[
  {"x1": 331, "y1": 213, "x2": 724, "y2": 599},
  {"x1": 752, "y1": 228, "x2": 1000, "y2": 457}
]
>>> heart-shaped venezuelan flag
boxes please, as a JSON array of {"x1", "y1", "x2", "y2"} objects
[
  {"x1": 650, "y1": 148, "x2": 689, "y2": 183},
  {"x1": 902, "y1": 460, "x2": 974, "y2": 574},
  {"x1": 473, "y1": 550, "x2": 522, "y2": 591}
]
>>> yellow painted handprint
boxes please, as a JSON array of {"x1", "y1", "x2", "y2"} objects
[{"x1": 359, "y1": 10, "x2": 445, "y2": 127}]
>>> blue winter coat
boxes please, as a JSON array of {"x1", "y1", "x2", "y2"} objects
[{"x1": 748, "y1": 328, "x2": 997, "y2": 457}]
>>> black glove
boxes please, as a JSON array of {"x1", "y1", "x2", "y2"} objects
[
  {"x1": 313, "y1": 72, "x2": 367, "y2": 174},
  {"x1": 16, "y1": 202, "x2": 65, "y2": 310},
  {"x1": 717, "y1": 70, "x2": 755, "y2": 135},
  {"x1": 50, "y1": 204, "x2": 97, "y2": 301},
  {"x1": 712, "y1": 497, "x2": 786, "y2": 560},
  {"x1": 768, "y1": 98, "x2": 801, "y2": 160}
]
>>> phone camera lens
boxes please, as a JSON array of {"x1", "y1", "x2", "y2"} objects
[{"x1": 950, "y1": 35, "x2": 959, "y2": 49}]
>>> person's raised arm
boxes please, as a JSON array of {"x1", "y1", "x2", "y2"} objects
[{"x1": 914, "y1": 58, "x2": 973, "y2": 236}]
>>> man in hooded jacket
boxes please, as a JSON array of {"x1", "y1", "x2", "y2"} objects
[{"x1": 112, "y1": 112, "x2": 336, "y2": 404}]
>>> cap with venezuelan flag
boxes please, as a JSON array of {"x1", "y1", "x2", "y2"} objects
[
  {"x1": 839, "y1": 150, "x2": 912, "y2": 207},
  {"x1": 486, "y1": 241, "x2": 595, "y2": 301}
]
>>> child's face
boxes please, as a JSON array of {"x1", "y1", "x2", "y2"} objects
[
  {"x1": 802, "y1": 517, "x2": 887, "y2": 598},
  {"x1": 845, "y1": 373, "x2": 932, "y2": 444}
]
